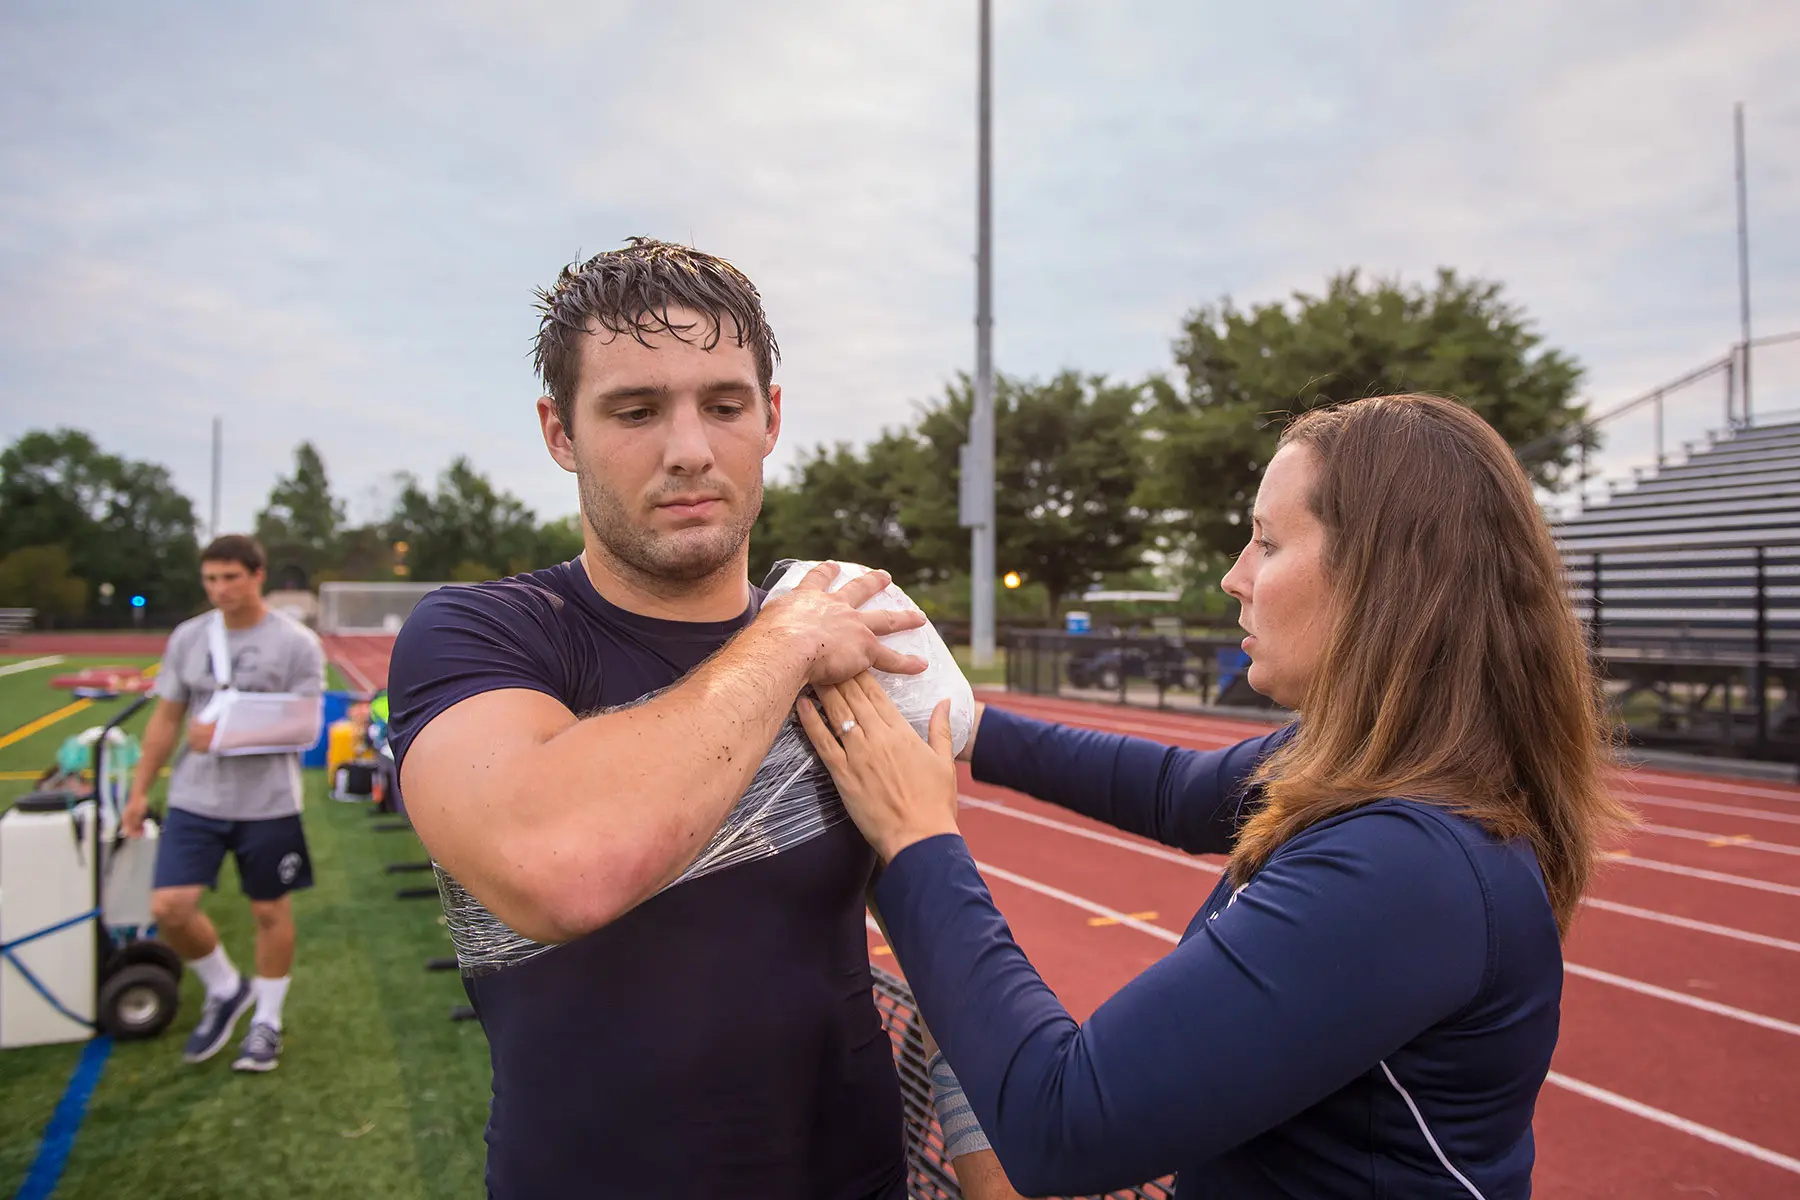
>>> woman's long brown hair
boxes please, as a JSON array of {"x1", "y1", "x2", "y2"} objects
[{"x1": 1227, "y1": 394, "x2": 1633, "y2": 936}]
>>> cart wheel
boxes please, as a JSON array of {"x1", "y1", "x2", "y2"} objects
[
  {"x1": 1099, "y1": 666, "x2": 1122, "y2": 691},
  {"x1": 106, "y1": 939, "x2": 184, "y2": 983},
  {"x1": 98, "y1": 964, "x2": 180, "y2": 1039},
  {"x1": 1180, "y1": 669, "x2": 1202, "y2": 692}
]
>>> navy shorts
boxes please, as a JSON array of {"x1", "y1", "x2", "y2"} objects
[{"x1": 153, "y1": 807, "x2": 314, "y2": 901}]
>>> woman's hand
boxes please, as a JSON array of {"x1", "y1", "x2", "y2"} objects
[
  {"x1": 957, "y1": 700, "x2": 985, "y2": 763},
  {"x1": 796, "y1": 673, "x2": 960, "y2": 863}
]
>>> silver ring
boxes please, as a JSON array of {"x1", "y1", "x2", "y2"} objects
[{"x1": 840, "y1": 719, "x2": 857, "y2": 735}]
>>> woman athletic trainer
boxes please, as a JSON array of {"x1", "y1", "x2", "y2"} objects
[{"x1": 797, "y1": 394, "x2": 1630, "y2": 1199}]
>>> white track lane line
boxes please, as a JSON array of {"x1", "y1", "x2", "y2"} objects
[
  {"x1": 1581, "y1": 899, "x2": 1800, "y2": 955},
  {"x1": 1628, "y1": 773, "x2": 1800, "y2": 805},
  {"x1": 1562, "y1": 964, "x2": 1800, "y2": 1038},
  {"x1": 1603, "y1": 854, "x2": 1800, "y2": 897},
  {"x1": 973, "y1": 860, "x2": 1183, "y2": 945},
  {"x1": 970, "y1": 856, "x2": 1800, "y2": 1176},
  {"x1": 1637, "y1": 822, "x2": 1800, "y2": 857},
  {"x1": 974, "y1": 855, "x2": 1800, "y2": 1043},
  {"x1": 960, "y1": 796, "x2": 1223, "y2": 874},
  {"x1": 326, "y1": 645, "x2": 375, "y2": 692},
  {"x1": 0, "y1": 655, "x2": 64, "y2": 678},
  {"x1": 1544, "y1": 1072, "x2": 1800, "y2": 1177},
  {"x1": 1627, "y1": 793, "x2": 1800, "y2": 827},
  {"x1": 982, "y1": 698, "x2": 1800, "y2": 808},
  {"x1": 965, "y1": 796, "x2": 1800, "y2": 949}
]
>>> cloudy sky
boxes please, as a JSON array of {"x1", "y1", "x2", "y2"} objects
[{"x1": 2, "y1": 0, "x2": 1796, "y2": 534}]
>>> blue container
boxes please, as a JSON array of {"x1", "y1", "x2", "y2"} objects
[
  {"x1": 303, "y1": 690, "x2": 357, "y2": 769},
  {"x1": 1215, "y1": 647, "x2": 1251, "y2": 689},
  {"x1": 1064, "y1": 611, "x2": 1091, "y2": 635}
]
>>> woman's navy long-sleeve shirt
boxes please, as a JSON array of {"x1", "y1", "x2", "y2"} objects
[{"x1": 873, "y1": 708, "x2": 1563, "y2": 1199}]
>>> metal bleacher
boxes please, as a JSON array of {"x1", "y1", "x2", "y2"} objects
[
  {"x1": 0, "y1": 608, "x2": 35, "y2": 646},
  {"x1": 1551, "y1": 419, "x2": 1800, "y2": 763}
]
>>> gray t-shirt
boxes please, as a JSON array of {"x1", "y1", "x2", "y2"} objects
[{"x1": 153, "y1": 609, "x2": 326, "y2": 820}]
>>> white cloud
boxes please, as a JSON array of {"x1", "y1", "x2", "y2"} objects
[{"x1": 0, "y1": 0, "x2": 1796, "y2": 540}]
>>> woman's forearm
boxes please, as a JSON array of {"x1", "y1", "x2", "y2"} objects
[{"x1": 969, "y1": 707, "x2": 1290, "y2": 855}]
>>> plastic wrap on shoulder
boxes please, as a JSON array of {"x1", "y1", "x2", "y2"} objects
[{"x1": 765, "y1": 561, "x2": 975, "y2": 757}]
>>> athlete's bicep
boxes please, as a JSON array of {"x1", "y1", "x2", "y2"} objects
[{"x1": 399, "y1": 688, "x2": 578, "y2": 932}]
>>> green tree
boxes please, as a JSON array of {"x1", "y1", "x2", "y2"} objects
[
  {"x1": 0, "y1": 544, "x2": 88, "y2": 622},
  {"x1": 387, "y1": 458, "x2": 541, "y2": 581},
  {"x1": 750, "y1": 432, "x2": 927, "y2": 586},
  {"x1": 757, "y1": 371, "x2": 1152, "y2": 614},
  {"x1": 318, "y1": 524, "x2": 398, "y2": 583},
  {"x1": 536, "y1": 514, "x2": 586, "y2": 566},
  {"x1": 0, "y1": 429, "x2": 202, "y2": 616},
  {"x1": 255, "y1": 441, "x2": 345, "y2": 587},
  {"x1": 1145, "y1": 269, "x2": 1587, "y2": 558},
  {"x1": 907, "y1": 371, "x2": 1154, "y2": 612}
]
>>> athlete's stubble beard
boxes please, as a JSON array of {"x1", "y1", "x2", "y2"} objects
[{"x1": 575, "y1": 457, "x2": 763, "y2": 587}]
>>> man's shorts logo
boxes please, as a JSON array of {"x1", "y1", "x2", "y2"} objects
[{"x1": 278, "y1": 852, "x2": 303, "y2": 885}]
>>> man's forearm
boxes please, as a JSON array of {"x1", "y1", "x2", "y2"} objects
[
  {"x1": 451, "y1": 616, "x2": 818, "y2": 939},
  {"x1": 131, "y1": 706, "x2": 181, "y2": 799}
]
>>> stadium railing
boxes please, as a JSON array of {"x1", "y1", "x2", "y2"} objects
[{"x1": 0, "y1": 607, "x2": 35, "y2": 644}]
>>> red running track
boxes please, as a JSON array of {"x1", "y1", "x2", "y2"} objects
[
  {"x1": 320, "y1": 635, "x2": 1800, "y2": 1195},
  {"x1": 321, "y1": 634, "x2": 396, "y2": 692},
  {"x1": 868, "y1": 690, "x2": 1800, "y2": 1198}
]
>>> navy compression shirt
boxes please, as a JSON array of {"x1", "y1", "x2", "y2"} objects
[
  {"x1": 875, "y1": 707, "x2": 1562, "y2": 1199},
  {"x1": 387, "y1": 560, "x2": 905, "y2": 1200}
]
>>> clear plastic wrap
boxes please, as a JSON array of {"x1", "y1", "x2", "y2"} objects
[
  {"x1": 434, "y1": 561, "x2": 974, "y2": 976},
  {"x1": 764, "y1": 560, "x2": 975, "y2": 757}
]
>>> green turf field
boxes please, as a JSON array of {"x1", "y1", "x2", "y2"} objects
[
  {"x1": 951, "y1": 644, "x2": 1007, "y2": 687},
  {"x1": 0, "y1": 655, "x2": 493, "y2": 1199}
]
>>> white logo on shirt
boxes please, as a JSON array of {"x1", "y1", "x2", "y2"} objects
[{"x1": 1208, "y1": 883, "x2": 1250, "y2": 922}]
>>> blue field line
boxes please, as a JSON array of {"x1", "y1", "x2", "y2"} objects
[{"x1": 14, "y1": 1035, "x2": 112, "y2": 1200}]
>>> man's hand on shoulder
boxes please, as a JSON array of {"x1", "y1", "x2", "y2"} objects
[{"x1": 758, "y1": 562, "x2": 928, "y2": 686}]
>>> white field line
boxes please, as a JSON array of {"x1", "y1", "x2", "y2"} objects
[
  {"x1": 1580, "y1": 899, "x2": 1800, "y2": 955},
  {"x1": 0, "y1": 655, "x2": 64, "y2": 678},
  {"x1": 1562, "y1": 963, "x2": 1800, "y2": 1038},
  {"x1": 1603, "y1": 855, "x2": 1800, "y2": 898},
  {"x1": 1545, "y1": 1072, "x2": 1800, "y2": 1177},
  {"x1": 1637, "y1": 823, "x2": 1800, "y2": 857},
  {"x1": 965, "y1": 795, "x2": 1800, "y2": 948}
]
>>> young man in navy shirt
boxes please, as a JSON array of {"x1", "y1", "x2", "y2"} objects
[{"x1": 388, "y1": 238, "x2": 922, "y2": 1199}]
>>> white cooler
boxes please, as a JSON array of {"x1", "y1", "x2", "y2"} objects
[{"x1": 0, "y1": 800, "x2": 161, "y2": 1048}]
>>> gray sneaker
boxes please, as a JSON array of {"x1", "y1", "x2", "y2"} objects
[
  {"x1": 182, "y1": 976, "x2": 254, "y2": 1064},
  {"x1": 232, "y1": 1021, "x2": 282, "y2": 1073}
]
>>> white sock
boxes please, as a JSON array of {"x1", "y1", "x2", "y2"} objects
[
  {"x1": 189, "y1": 946, "x2": 241, "y2": 1001},
  {"x1": 252, "y1": 976, "x2": 290, "y2": 1032}
]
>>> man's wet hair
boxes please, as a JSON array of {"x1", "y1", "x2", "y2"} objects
[{"x1": 533, "y1": 236, "x2": 780, "y2": 429}]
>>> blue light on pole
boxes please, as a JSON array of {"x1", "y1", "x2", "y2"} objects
[{"x1": 130, "y1": 595, "x2": 146, "y2": 608}]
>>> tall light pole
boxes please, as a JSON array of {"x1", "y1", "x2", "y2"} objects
[
  {"x1": 1734, "y1": 102, "x2": 1753, "y2": 426},
  {"x1": 963, "y1": 0, "x2": 998, "y2": 668},
  {"x1": 210, "y1": 416, "x2": 222, "y2": 539}
]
